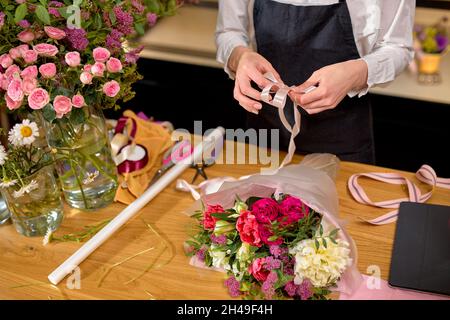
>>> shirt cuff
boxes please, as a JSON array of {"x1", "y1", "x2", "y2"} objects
[
  {"x1": 216, "y1": 35, "x2": 249, "y2": 79},
  {"x1": 347, "y1": 58, "x2": 370, "y2": 98}
]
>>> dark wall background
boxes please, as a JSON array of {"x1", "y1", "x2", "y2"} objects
[{"x1": 110, "y1": 58, "x2": 450, "y2": 176}]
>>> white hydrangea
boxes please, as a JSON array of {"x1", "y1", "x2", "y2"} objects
[{"x1": 289, "y1": 236, "x2": 352, "y2": 288}]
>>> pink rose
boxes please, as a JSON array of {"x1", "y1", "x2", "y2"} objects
[
  {"x1": 278, "y1": 195, "x2": 310, "y2": 226},
  {"x1": 251, "y1": 198, "x2": 280, "y2": 224},
  {"x1": 28, "y1": 88, "x2": 50, "y2": 109},
  {"x1": 21, "y1": 65, "x2": 38, "y2": 79},
  {"x1": 7, "y1": 79, "x2": 24, "y2": 102},
  {"x1": 18, "y1": 30, "x2": 35, "y2": 43},
  {"x1": 22, "y1": 50, "x2": 38, "y2": 64},
  {"x1": 65, "y1": 52, "x2": 81, "y2": 67},
  {"x1": 0, "y1": 54, "x2": 13, "y2": 68},
  {"x1": 80, "y1": 71, "x2": 93, "y2": 84},
  {"x1": 202, "y1": 204, "x2": 225, "y2": 230},
  {"x1": 9, "y1": 48, "x2": 22, "y2": 60},
  {"x1": 92, "y1": 47, "x2": 110, "y2": 63},
  {"x1": 17, "y1": 44, "x2": 29, "y2": 55},
  {"x1": 0, "y1": 74, "x2": 8, "y2": 90},
  {"x1": 33, "y1": 43, "x2": 59, "y2": 57},
  {"x1": 39, "y1": 63, "x2": 57, "y2": 78},
  {"x1": 106, "y1": 57, "x2": 122, "y2": 73},
  {"x1": 83, "y1": 64, "x2": 92, "y2": 72},
  {"x1": 44, "y1": 26, "x2": 66, "y2": 40},
  {"x1": 91, "y1": 62, "x2": 106, "y2": 77},
  {"x1": 103, "y1": 80, "x2": 120, "y2": 97},
  {"x1": 53, "y1": 95, "x2": 72, "y2": 118},
  {"x1": 236, "y1": 210, "x2": 262, "y2": 247},
  {"x1": 248, "y1": 258, "x2": 270, "y2": 282},
  {"x1": 22, "y1": 77, "x2": 37, "y2": 95},
  {"x1": 5, "y1": 64, "x2": 21, "y2": 81},
  {"x1": 6, "y1": 95, "x2": 23, "y2": 110},
  {"x1": 71, "y1": 94, "x2": 85, "y2": 108}
]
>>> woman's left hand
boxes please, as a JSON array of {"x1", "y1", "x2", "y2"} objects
[{"x1": 289, "y1": 59, "x2": 368, "y2": 114}]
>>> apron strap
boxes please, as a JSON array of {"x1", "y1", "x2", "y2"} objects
[{"x1": 348, "y1": 165, "x2": 450, "y2": 225}]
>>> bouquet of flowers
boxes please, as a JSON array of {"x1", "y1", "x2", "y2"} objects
[
  {"x1": 185, "y1": 154, "x2": 360, "y2": 300},
  {"x1": 414, "y1": 16, "x2": 449, "y2": 54}
]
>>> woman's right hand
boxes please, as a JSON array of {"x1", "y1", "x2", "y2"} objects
[{"x1": 228, "y1": 46, "x2": 282, "y2": 114}]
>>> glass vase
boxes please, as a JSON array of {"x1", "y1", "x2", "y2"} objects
[
  {"x1": 0, "y1": 193, "x2": 10, "y2": 225},
  {"x1": 42, "y1": 105, "x2": 118, "y2": 210},
  {"x1": 417, "y1": 53, "x2": 442, "y2": 84},
  {"x1": 1, "y1": 165, "x2": 64, "y2": 237}
]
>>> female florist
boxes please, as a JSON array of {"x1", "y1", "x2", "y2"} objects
[{"x1": 0, "y1": 0, "x2": 449, "y2": 303}]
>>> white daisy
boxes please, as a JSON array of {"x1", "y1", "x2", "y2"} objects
[
  {"x1": 8, "y1": 119, "x2": 40, "y2": 146},
  {"x1": 83, "y1": 170, "x2": 99, "y2": 185},
  {"x1": 0, "y1": 144, "x2": 6, "y2": 166},
  {"x1": 13, "y1": 179, "x2": 39, "y2": 198},
  {"x1": 43, "y1": 228, "x2": 53, "y2": 246},
  {"x1": 0, "y1": 179, "x2": 17, "y2": 188}
]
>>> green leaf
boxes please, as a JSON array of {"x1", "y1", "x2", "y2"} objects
[
  {"x1": 35, "y1": 5, "x2": 51, "y2": 25},
  {"x1": 314, "y1": 239, "x2": 320, "y2": 250},
  {"x1": 69, "y1": 107, "x2": 86, "y2": 126},
  {"x1": 319, "y1": 223, "x2": 323, "y2": 236},
  {"x1": 14, "y1": 3, "x2": 27, "y2": 24},
  {"x1": 134, "y1": 22, "x2": 145, "y2": 36},
  {"x1": 109, "y1": 11, "x2": 116, "y2": 25},
  {"x1": 57, "y1": 7, "x2": 71, "y2": 19},
  {"x1": 42, "y1": 104, "x2": 56, "y2": 123},
  {"x1": 39, "y1": 0, "x2": 48, "y2": 6},
  {"x1": 322, "y1": 238, "x2": 327, "y2": 248}
]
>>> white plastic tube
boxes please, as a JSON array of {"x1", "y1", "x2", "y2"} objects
[{"x1": 48, "y1": 127, "x2": 225, "y2": 285}]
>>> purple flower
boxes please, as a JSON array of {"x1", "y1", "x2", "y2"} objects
[
  {"x1": 65, "y1": 27, "x2": 89, "y2": 51},
  {"x1": 264, "y1": 256, "x2": 281, "y2": 270},
  {"x1": 436, "y1": 34, "x2": 448, "y2": 52},
  {"x1": 196, "y1": 246, "x2": 207, "y2": 262},
  {"x1": 106, "y1": 29, "x2": 123, "y2": 54},
  {"x1": 297, "y1": 279, "x2": 313, "y2": 300},
  {"x1": 210, "y1": 234, "x2": 227, "y2": 245},
  {"x1": 147, "y1": 12, "x2": 158, "y2": 27},
  {"x1": 269, "y1": 245, "x2": 288, "y2": 258},
  {"x1": 125, "y1": 45, "x2": 144, "y2": 64},
  {"x1": 114, "y1": 6, "x2": 134, "y2": 35},
  {"x1": 0, "y1": 12, "x2": 5, "y2": 29},
  {"x1": 18, "y1": 20, "x2": 30, "y2": 28},
  {"x1": 132, "y1": 0, "x2": 146, "y2": 14},
  {"x1": 284, "y1": 281, "x2": 297, "y2": 297},
  {"x1": 48, "y1": 1, "x2": 63, "y2": 17},
  {"x1": 224, "y1": 276, "x2": 241, "y2": 298},
  {"x1": 261, "y1": 271, "x2": 278, "y2": 299}
]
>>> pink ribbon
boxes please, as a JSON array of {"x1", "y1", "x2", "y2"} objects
[{"x1": 348, "y1": 164, "x2": 450, "y2": 225}]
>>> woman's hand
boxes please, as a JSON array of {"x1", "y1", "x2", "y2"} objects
[
  {"x1": 289, "y1": 59, "x2": 368, "y2": 114},
  {"x1": 228, "y1": 46, "x2": 282, "y2": 114}
]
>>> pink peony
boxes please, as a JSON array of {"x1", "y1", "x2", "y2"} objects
[
  {"x1": 33, "y1": 43, "x2": 59, "y2": 57},
  {"x1": 0, "y1": 54, "x2": 13, "y2": 68},
  {"x1": 251, "y1": 198, "x2": 280, "y2": 224},
  {"x1": 39, "y1": 63, "x2": 57, "y2": 78},
  {"x1": 53, "y1": 95, "x2": 72, "y2": 118},
  {"x1": 18, "y1": 30, "x2": 35, "y2": 43},
  {"x1": 248, "y1": 258, "x2": 270, "y2": 282},
  {"x1": 278, "y1": 195, "x2": 309, "y2": 226},
  {"x1": 22, "y1": 77, "x2": 37, "y2": 95},
  {"x1": 28, "y1": 88, "x2": 49, "y2": 110},
  {"x1": 65, "y1": 51, "x2": 81, "y2": 67},
  {"x1": 106, "y1": 57, "x2": 122, "y2": 73},
  {"x1": 22, "y1": 50, "x2": 38, "y2": 64},
  {"x1": 7, "y1": 79, "x2": 24, "y2": 102},
  {"x1": 21, "y1": 65, "x2": 38, "y2": 79},
  {"x1": 80, "y1": 71, "x2": 93, "y2": 84},
  {"x1": 92, "y1": 47, "x2": 111, "y2": 63},
  {"x1": 44, "y1": 26, "x2": 66, "y2": 40},
  {"x1": 202, "y1": 204, "x2": 225, "y2": 230},
  {"x1": 5, "y1": 95, "x2": 22, "y2": 110},
  {"x1": 91, "y1": 62, "x2": 106, "y2": 77},
  {"x1": 103, "y1": 80, "x2": 120, "y2": 97},
  {"x1": 71, "y1": 94, "x2": 85, "y2": 108},
  {"x1": 236, "y1": 210, "x2": 262, "y2": 247}
]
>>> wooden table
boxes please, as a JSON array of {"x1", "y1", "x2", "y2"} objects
[{"x1": 1, "y1": 142, "x2": 449, "y2": 300}]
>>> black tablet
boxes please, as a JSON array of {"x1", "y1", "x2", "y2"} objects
[{"x1": 389, "y1": 202, "x2": 450, "y2": 296}]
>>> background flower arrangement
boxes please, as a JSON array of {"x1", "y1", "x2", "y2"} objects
[
  {"x1": 186, "y1": 194, "x2": 352, "y2": 300},
  {"x1": 414, "y1": 16, "x2": 449, "y2": 54}
]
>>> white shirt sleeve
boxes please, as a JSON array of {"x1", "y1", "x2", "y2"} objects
[{"x1": 216, "y1": 0, "x2": 251, "y2": 79}]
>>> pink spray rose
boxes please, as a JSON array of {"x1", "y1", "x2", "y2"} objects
[
  {"x1": 65, "y1": 51, "x2": 81, "y2": 67},
  {"x1": 33, "y1": 43, "x2": 58, "y2": 57},
  {"x1": 202, "y1": 204, "x2": 225, "y2": 230},
  {"x1": 92, "y1": 47, "x2": 111, "y2": 63},
  {"x1": 9, "y1": 47, "x2": 21, "y2": 60},
  {"x1": 236, "y1": 210, "x2": 262, "y2": 247},
  {"x1": 91, "y1": 62, "x2": 106, "y2": 77},
  {"x1": 71, "y1": 94, "x2": 85, "y2": 108},
  {"x1": 7, "y1": 79, "x2": 24, "y2": 102},
  {"x1": 103, "y1": 80, "x2": 120, "y2": 97},
  {"x1": 106, "y1": 57, "x2": 122, "y2": 73},
  {"x1": 251, "y1": 198, "x2": 280, "y2": 224},
  {"x1": 39, "y1": 63, "x2": 57, "y2": 78},
  {"x1": 5, "y1": 64, "x2": 21, "y2": 80},
  {"x1": 53, "y1": 95, "x2": 72, "y2": 118},
  {"x1": 22, "y1": 50, "x2": 38, "y2": 64},
  {"x1": 0, "y1": 54, "x2": 13, "y2": 68},
  {"x1": 0, "y1": 74, "x2": 8, "y2": 91},
  {"x1": 83, "y1": 64, "x2": 92, "y2": 72},
  {"x1": 21, "y1": 65, "x2": 38, "y2": 79},
  {"x1": 44, "y1": 26, "x2": 66, "y2": 40},
  {"x1": 80, "y1": 71, "x2": 93, "y2": 84},
  {"x1": 28, "y1": 88, "x2": 49, "y2": 110},
  {"x1": 248, "y1": 258, "x2": 270, "y2": 282},
  {"x1": 22, "y1": 77, "x2": 38, "y2": 95},
  {"x1": 278, "y1": 195, "x2": 309, "y2": 226},
  {"x1": 6, "y1": 95, "x2": 22, "y2": 110},
  {"x1": 17, "y1": 30, "x2": 35, "y2": 43}
]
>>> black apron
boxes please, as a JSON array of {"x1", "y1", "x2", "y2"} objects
[{"x1": 247, "y1": 0, "x2": 375, "y2": 164}]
